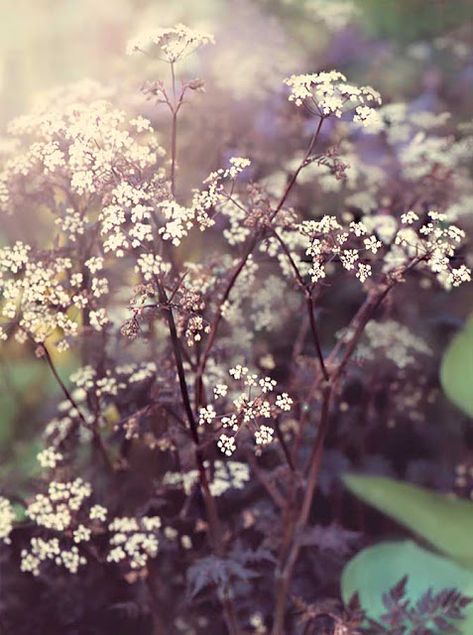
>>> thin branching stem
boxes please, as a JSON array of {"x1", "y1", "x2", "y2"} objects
[
  {"x1": 170, "y1": 62, "x2": 178, "y2": 196},
  {"x1": 306, "y1": 293, "x2": 329, "y2": 382},
  {"x1": 40, "y1": 343, "x2": 114, "y2": 473},
  {"x1": 271, "y1": 258, "x2": 427, "y2": 633},
  {"x1": 195, "y1": 118, "x2": 326, "y2": 409},
  {"x1": 155, "y1": 279, "x2": 241, "y2": 634}
]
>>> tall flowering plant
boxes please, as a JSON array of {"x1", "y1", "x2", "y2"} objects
[{"x1": 0, "y1": 22, "x2": 471, "y2": 635}]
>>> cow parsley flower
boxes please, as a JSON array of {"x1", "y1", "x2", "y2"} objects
[
  {"x1": 199, "y1": 405, "x2": 217, "y2": 425},
  {"x1": 356, "y1": 263, "x2": 372, "y2": 283},
  {"x1": 37, "y1": 447, "x2": 63, "y2": 470},
  {"x1": 89, "y1": 505, "x2": 107, "y2": 522},
  {"x1": 359, "y1": 320, "x2": 432, "y2": 369},
  {"x1": 284, "y1": 70, "x2": 381, "y2": 125},
  {"x1": 447, "y1": 265, "x2": 471, "y2": 288},
  {"x1": 275, "y1": 393, "x2": 293, "y2": 412},
  {"x1": 217, "y1": 434, "x2": 237, "y2": 457},
  {"x1": 0, "y1": 498, "x2": 15, "y2": 544},
  {"x1": 107, "y1": 516, "x2": 161, "y2": 571},
  {"x1": 255, "y1": 425, "x2": 275, "y2": 446},
  {"x1": 126, "y1": 24, "x2": 214, "y2": 62},
  {"x1": 401, "y1": 211, "x2": 419, "y2": 225},
  {"x1": 214, "y1": 383, "x2": 229, "y2": 399},
  {"x1": 21, "y1": 538, "x2": 87, "y2": 576}
]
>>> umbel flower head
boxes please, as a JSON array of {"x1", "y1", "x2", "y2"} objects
[
  {"x1": 126, "y1": 24, "x2": 215, "y2": 62},
  {"x1": 284, "y1": 70, "x2": 382, "y2": 127}
]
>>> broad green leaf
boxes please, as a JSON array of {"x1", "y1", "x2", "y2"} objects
[
  {"x1": 440, "y1": 317, "x2": 473, "y2": 418},
  {"x1": 344, "y1": 474, "x2": 473, "y2": 568},
  {"x1": 342, "y1": 540, "x2": 473, "y2": 634}
]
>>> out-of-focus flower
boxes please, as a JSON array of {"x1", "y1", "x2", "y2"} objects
[{"x1": 126, "y1": 24, "x2": 214, "y2": 62}]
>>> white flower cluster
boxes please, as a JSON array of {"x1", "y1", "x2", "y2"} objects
[
  {"x1": 0, "y1": 85, "x2": 255, "y2": 352},
  {"x1": 3, "y1": 98, "x2": 163, "y2": 203},
  {"x1": 0, "y1": 241, "x2": 30, "y2": 273},
  {"x1": 209, "y1": 461, "x2": 250, "y2": 496},
  {"x1": 199, "y1": 365, "x2": 293, "y2": 456},
  {"x1": 43, "y1": 362, "x2": 159, "y2": 447},
  {"x1": 21, "y1": 537, "x2": 86, "y2": 576},
  {"x1": 299, "y1": 215, "x2": 376, "y2": 284},
  {"x1": 395, "y1": 211, "x2": 471, "y2": 287},
  {"x1": 135, "y1": 253, "x2": 170, "y2": 282},
  {"x1": 284, "y1": 70, "x2": 381, "y2": 128},
  {"x1": 163, "y1": 470, "x2": 202, "y2": 495},
  {"x1": 220, "y1": 194, "x2": 252, "y2": 246},
  {"x1": 26, "y1": 478, "x2": 92, "y2": 531},
  {"x1": 290, "y1": 211, "x2": 470, "y2": 289},
  {"x1": 20, "y1": 473, "x2": 161, "y2": 578},
  {"x1": 66, "y1": 365, "x2": 123, "y2": 408},
  {"x1": 184, "y1": 314, "x2": 210, "y2": 346},
  {"x1": 21, "y1": 478, "x2": 95, "y2": 576},
  {"x1": 70, "y1": 362, "x2": 157, "y2": 397},
  {"x1": 107, "y1": 516, "x2": 161, "y2": 571},
  {"x1": 380, "y1": 103, "x2": 472, "y2": 184},
  {"x1": 37, "y1": 447, "x2": 63, "y2": 470},
  {"x1": 116, "y1": 362, "x2": 158, "y2": 384},
  {"x1": 0, "y1": 497, "x2": 15, "y2": 544},
  {"x1": 148, "y1": 157, "x2": 250, "y2": 247},
  {"x1": 358, "y1": 320, "x2": 432, "y2": 369},
  {"x1": 99, "y1": 180, "x2": 165, "y2": 256},
  {"x1": 90, "y1": 504, "x2": 108, "y2": 522},
  {"x1": 217, "y1": 434, "x2": 238, "y2": 457},
  {"x1": 70, "y1": 365, "x2": 97, "y2": 391},
  {"x1": 0, "y1": 95, "x2": 173, "y2": 348},
  {"x1": 254, "y1": 425, "x2": 275, "y2": 446},
  {"x1": 163, "y1": 461, "x2": 250, "y2": 497},
  {"x1": 162, "y1": 157, "x2": 252, "y2": 247},
  {"x1": 126, "y1": 24, "x2": 214, "y2": 62},
  {"x1": 0, "y1": 250, "x2": 79, "y2": 347}
]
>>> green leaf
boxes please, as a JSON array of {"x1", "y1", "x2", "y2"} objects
[
  {"x1": 440, "y1": 317, "x2": 473, "y2": 418},
  {"x1": 341, "y1": 540, "x2": 473, "y2": 634},
  {"x1": 344, "y1": 474, "x2": 473, "y2": 568}
]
